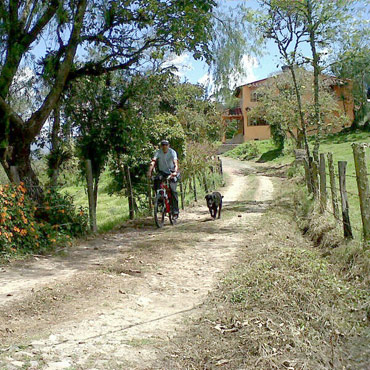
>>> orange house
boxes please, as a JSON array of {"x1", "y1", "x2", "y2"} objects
[{"x1": 221, "y1": 73, "x2": 355, "y2": 144}]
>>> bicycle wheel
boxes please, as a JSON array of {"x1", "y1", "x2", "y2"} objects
[{"x1": 154, "y1": 196, "x2": 166, "y2": 228}]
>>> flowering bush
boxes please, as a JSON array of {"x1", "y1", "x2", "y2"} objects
[{"x1": 0, "y1": 183, "x2": 88, "y2": 255}]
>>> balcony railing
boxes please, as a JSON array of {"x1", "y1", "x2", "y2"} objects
[{"x1": 223, "y1": 107, "x2": 242, "y2": 116}]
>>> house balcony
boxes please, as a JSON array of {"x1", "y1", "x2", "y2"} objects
[{"x1": 221, "y1": 107, "x2": 243, "y2": 119}]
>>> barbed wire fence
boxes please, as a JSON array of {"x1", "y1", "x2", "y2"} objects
[
  {"x1": 84, "y1": 157, "x2": 224, "y2": 232},
  {"x1": 1, "y1": 155, "x2": 224, "y2": 235},
  {"x1": 302, "y1": 143, "x2": 369, "y2": 250}
]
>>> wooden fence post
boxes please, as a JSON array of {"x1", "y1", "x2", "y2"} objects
[
  {"x1": 180, "y1": 180, "x2": 184, "y2": 210},
  {"x1": 338, "y1": 161, "x2": 353, "y2": 239},
  {"x1": 124, "y1": 165, "x2": 135, "y2": 220},
  {"x1": 327, "y1": 152, "x2": 339, "y2": 220},
  {"x1": 210, "y1": 166, "x2": 216, "y2": 189},
  {"x1": 86, "y1": 160, "x2": 97, "y2": 233},
  {"x1": 218, "y1": 156, "x2": 223, "y2": 177},
  {"x1": 311, "y1": 160, "x2": 319, "y2": 197},
  {"x1": 352, "y1": 143, "x2": 370, "y2": 246},
  {"x1": 193, "y1": 176, "x2": 197, "y2": 202},
  {"x1": 303, "y1": 159, "x2": 313, "y2": 194},
  {"x1": 319, "y1": 153, "x2": 327, "y2": 213},
  {"x1": 147, "y1": 179, "x2": 153, "y2": 212},
  {"x1": 10, "y1": 166, "x2": 20, "y2": 185},
  {"x1": 202, "y1": 173, "x2": 209, "y2": 193}
]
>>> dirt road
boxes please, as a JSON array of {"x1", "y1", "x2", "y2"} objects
[{"x1": 0, "y1": 158, "x2": 274, "y2": 370}]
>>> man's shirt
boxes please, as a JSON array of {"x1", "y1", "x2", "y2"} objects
[{"x1": 153, "y1": 148, "x2": 178, "y2": 174}]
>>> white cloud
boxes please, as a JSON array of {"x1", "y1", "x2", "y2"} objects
[
  {"x1": 198, "y1": 72, "x2": 216, "y2": 98},
  {"x1": 230, "y1": 55, "x2": 259, "y2": 88},
  {"x1": 198, "y1": 55, "x2": 259, "y2": 97},
  {"x1": 163, "y1": 53, "x2": 194, "y2": 78}
]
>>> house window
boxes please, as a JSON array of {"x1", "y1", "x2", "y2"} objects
[
  {"x1": 249, "y1": 118, "x2": 268, "y2": 126},
  {"x1": 250, "y1": 91, "x2": 263, "y2": 102}
]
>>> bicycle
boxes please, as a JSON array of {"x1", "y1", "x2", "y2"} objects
[{"x1": 153, "y1": 174, "x2": 177, "y2": 228}]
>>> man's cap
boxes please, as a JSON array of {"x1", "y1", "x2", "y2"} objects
[{"x1": 160, "y1": 140, "x2": 169, "y2": 145}]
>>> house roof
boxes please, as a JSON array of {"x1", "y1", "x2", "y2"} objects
[{"x1": 235, "y1": 72, "x2": 350, "y2": 95}]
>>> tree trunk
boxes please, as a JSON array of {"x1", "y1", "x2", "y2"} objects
[
  {"x1": 49, "y1": 103, "x2": 61, "y2": 187},
  {"x1": 93, "y1": 175, "x2": 99, "y2": 215},
  {"x1": 290, "y1": 66, "x2": 311, "y2": 161},
  {"x1": 124, "y1": 165, "x2": 135, "y2": 220},
  {"x1": 307, "y1": 0, "x2": 322, "y2": 162},
  {"x1": 2, "y1": 141, "x2": 43, "y2": 202}
]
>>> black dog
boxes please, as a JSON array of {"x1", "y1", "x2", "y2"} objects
[{"x1": 205, "y1": 192, "x2": 223, "y2": 220}]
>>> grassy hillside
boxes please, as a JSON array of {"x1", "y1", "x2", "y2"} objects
[{"x1": 225, "y1": 130, "x2": 370, "y2": 241}]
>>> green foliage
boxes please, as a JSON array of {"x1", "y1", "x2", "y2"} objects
[
  {"x1": 65, "y1": 76, "x2": 114, "y2": 179},
  {"x1": 248, "y1": 69, "x2": 349, "y2": 148},
  {"x1": 330, "y1": 20, "x2": 370, "y2": 127},
  {"x1": 146, "y1": 113, "x2": 187, "y2": 160},
  {"x1": 0, "y1": 183, "x2": 87, "y2": 256},
  {"x1": 225, "y1": 119, "x2": 239, "y2": 140},
  {"x1": 224, "y1": 142, "x2": 260, "y2": 161},
  {"x1": 181, "y1": 141, "x2": 218, "y2": 182},
  {"x1": 40, "y1": 190, "x2": 89, "y2": 237}
]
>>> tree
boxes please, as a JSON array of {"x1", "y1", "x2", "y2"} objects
[
  {"x1": 255, "y1": 0, "x2": 311, "y2": 156},
  {"x1": 330, "y1": 25, "x2": 370, "y2": 128},
  {"x1": 0, "y1": 0, "x2": 217, "y2": 199},
  {"x1": 249, "y1": 69, "x2": 349, "y2": 149},
  {"x1": 161, "y1": 82, "x2": 221, "y2": 142},
  {"x1": 292, "y1": 0, "x2": 357, "y2": 161},
  {"x1": 64, "y1": 75, "x2": 114, "y2": 214},
  {"x1": 209, "y1": 4, "x2": 264, "y2": 102},
  {"x1": 211, "y1": 0, "x2": 361, "y2": 161}
]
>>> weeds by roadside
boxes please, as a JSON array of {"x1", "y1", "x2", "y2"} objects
[{"x1": 157, "y1": 186, "x2": 369, "y2": 370}]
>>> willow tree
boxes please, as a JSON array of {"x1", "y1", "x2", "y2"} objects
[{"x1": 0, "y1": 0, "x2": 217, "y2": 199}]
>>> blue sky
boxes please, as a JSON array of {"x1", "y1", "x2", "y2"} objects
[
  {"x1": 29, "y1": 0, "x2": 368, "y2": 90},
  {"x1": 175, "y1": 0, "x2": 311, "y2": 87},
  {"x1": 176, "y1": 0, "x2": 369, "y2": 89}
]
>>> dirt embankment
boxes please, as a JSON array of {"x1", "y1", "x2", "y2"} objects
[{"x1": 0, "y1": 157, "x2": 275, "y2": 369}]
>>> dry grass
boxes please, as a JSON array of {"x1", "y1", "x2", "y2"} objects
[
  {"x1": 292, "y1": 185, "x2": 370, "y2": 286},
  {"x1": 156, "y1": 199, "x2": 370, "y2": 369}
]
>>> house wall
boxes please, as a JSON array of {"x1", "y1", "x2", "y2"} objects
[
  {"x1": 238, "y1": 77, "x2": 355, "y2": 142},
  {"x1": 241, "y1": 85, "x2": 271, "y2": 141}
]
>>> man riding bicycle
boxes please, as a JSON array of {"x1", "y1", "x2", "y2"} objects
[{"x1": 147, "y1": 140, "x2": 180, "y2": 218}]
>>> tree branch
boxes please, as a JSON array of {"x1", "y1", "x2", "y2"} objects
[
  {"x1": 26, "y1": 0, "x2": 87, "y2": 140},
  {"x1": 21, "y1": 0, "x2": 59, "y2": 47},
  {"x1": 0, "y1": 96, "x2": 25, "y2": 128},
  {"x1": 67, "y1": 37, "x2": 166, "y2": 81},
  {"x1": 67, "y1": 56, "x2": 141, "y2": 81}
]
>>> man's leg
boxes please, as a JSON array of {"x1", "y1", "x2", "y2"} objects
[{"x1": 170, "y1": 181, "x2": 179, "y2": 215}]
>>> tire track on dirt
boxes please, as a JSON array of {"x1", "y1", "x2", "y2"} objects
[{"x1": 0, "y1": 157, "x2": 274, "y2": 370}]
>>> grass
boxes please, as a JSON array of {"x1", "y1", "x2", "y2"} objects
[
  {"x1": 60, "y1": 169, "x2": 223, "y2": 233},
  {"x1": 225, "y1": 129, "x2": 370, "y2": 242},
  {"x1": 157, "y1": 192, "x2": 370, "y2": 370},
  {"x1": 62, "y1": 184, "x2": 130, "y2": 234},
  {"x1": 318, "y1": 130, "x2": 370, "y2": 241}
]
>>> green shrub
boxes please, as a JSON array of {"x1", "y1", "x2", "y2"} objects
[
  {"x1": 39, "y1": 189, "x2": 89, "y2": 237},
  {"x1": 225, "y1": 142, "x2": 260, "y2": 161},
  {"x1": 0, "y1": 183, "x2": 88, "y2": 256}
]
